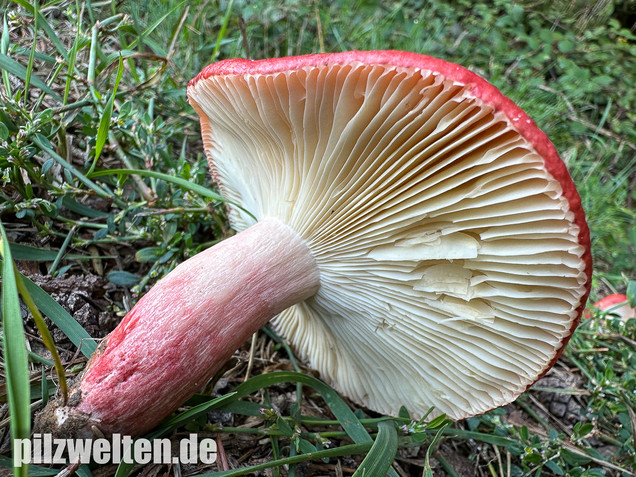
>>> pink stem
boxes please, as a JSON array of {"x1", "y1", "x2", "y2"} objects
[{"x1": 40, "y1": 217, "x2": 320, "y2": 437}]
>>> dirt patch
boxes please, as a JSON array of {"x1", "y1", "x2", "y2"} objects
[{"x1": 22, "y1": 273, "x2": 120, "y2": 362}]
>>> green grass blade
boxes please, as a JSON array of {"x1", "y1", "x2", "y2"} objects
[
  {"x1": 352, "y1": 420, "x2": 398, "y2": 477},
  {"x1": 89, "y1": 168, "x2": 224, "y2": 199},
  {"x1": 441, "y1": 428, "x2": 524, "y2": 453},
  {"x1": 222, "y1": 371, "x2": 373, "y2": 444},
  {"x1": 61, "y1": 196, "x2": 109, "y2": 218},
  {"x1": 10, "y1": 46, "x2": 57, "y2": 64},
  {"x1": 217, "y1": 399, "x2": 264, "y2": 416},
  {"x1": 90, "y1": 55, "x2": 124, "y2": 174},
  {"x1": 19, "y1": 273, "x2": 97, "y2": 357},
  {"x1": 197, "y1": 442, "x2": 374, "y2": 477},
  {"x1": 1, "y1": 13, "x2": 11, "y2": 94},
  {"x1": 87, "y1": 23, "x2": 98, "y2": 92},
  {"x1": 13, "y1": 263, "x2": 68, "y2": 403},
  {"x1": 30, "y1": 134, "x2": 124, "y2": 207},
  {"x1": 627, "y1": 280, "x2": 636, "y2": 307},
  {"x1": 48, "y1": 226, "x2": 76, "y2": 275},
  {"x1": 0, "y1": 221, "x2": 31, "y2": 477},
  {"x1": 89, "y1": 168, "x2": 256, "y2": 220},
  {"x1": 9, "y1": 243, "x2": 90, "y2": 261},
  {"x1": 434, "y1": 454, "x2": 461, "y2": 477},
  {"x1": 0, "y1": 455, "x2": 57, "y2": 476},
  {"x1": 212, "y1": 0, "x2": 235, "y2": 61},
  {"x1": 100, "y1": 49, "x2": 138, "y2": 70},
  {"x1": 0, "y1": 53, "x2": 62, "y2": 101},
  {"x1": 63, "y1": 7, "x2": 82, "y2": 106},
  {"x1": 23, "y1": 0, "x2": 38, "y2": 101},
  {"x1": 150, "y1": 393, "x2": 238, "y2": 438},
  {"x1": 424, "y1": 424, "x2": 450, "y2": 477}
]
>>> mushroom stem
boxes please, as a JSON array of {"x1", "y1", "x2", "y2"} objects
[{"x1": 36, "y1": 217, "x2": 320, "y2": 438}]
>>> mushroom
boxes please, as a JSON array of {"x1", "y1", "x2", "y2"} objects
[
  {"x1": 36, "y1": 51, "x2": 592, "y2": 438},
  {"x1": 588, "y1": 294, "x2": 634, "y2": 321}
]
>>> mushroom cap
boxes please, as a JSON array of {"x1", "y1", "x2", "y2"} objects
[
  {"x1": 593, "y1": 294, "x2": 634, "y2": 321},
  {"x1": 187, "y1": 51, "x2": 592, "y2": 420}
]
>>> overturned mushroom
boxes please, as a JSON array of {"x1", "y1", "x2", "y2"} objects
[{"x1": 37, "y1": 51, "x2": 592, "y2": 438}]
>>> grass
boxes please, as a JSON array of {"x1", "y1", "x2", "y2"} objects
[{"x1": 0, "y1": 0, "x2": 635, "y2": 475}]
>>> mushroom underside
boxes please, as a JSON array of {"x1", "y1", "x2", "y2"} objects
[{"x1": 188, "y1": 60, "x2": 589, "y2": 420}]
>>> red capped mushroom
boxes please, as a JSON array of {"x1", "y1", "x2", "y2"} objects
[
  {"x1": 37, "y1": 51, "x2": 592, "y2": 438},
  {"x1": 588, "y1": 294, "x2": 634, "y2": 321}
]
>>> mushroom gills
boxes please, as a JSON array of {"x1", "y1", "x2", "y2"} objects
[{"x1": 187, "y1": 55, "x2": 590, "y2": 420}]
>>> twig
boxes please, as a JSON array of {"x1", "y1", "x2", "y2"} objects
[
  {"x1": 54, "y1": 461, "x2": 82, "y2": 477},
  {"x1": 216, "y1": 434, "x2": 230, "y2": 471},
  {"x1": 239, "y1": 14, "x2": 250, "y2": 59},
  {"x1": 493, "y1": 444, "x2": 504, "y2": 477},
  {"x1": 244, "y1": 332, "x2": 258, "y2": 382},
  {"x1": 525, "y1": 393, "x2": 572, "y2": 435},
  {"x1": 449, "y1": 30, "x2": 468, "y2": 54},
  {"x1": 538, "y1": 84, "x2": 636, "y2": 151},
  {"x1": 167, "y1": 6, "x2": 190, "y2": 62},
  {"x1": 314, "y1": 2, "x2": 325, "y2": 53},
  {"x1": 607, "y1": 333, "x2": 636, "y2": 348}
]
